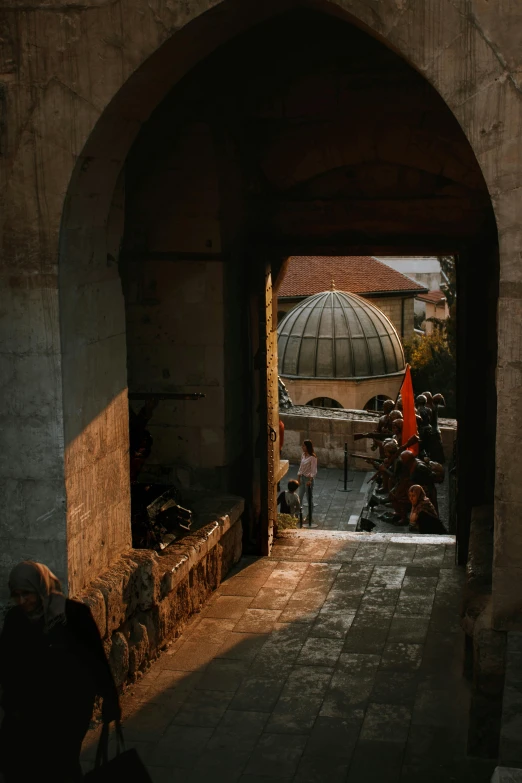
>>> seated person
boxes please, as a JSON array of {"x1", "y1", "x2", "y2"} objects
[
  {"x1": 388, "y1": 449, "x2": 438, "y2": 525},
  {"x1": 277, "y1": 479, "x2": 301, "y2": 517},
  {"x1": 408, "y1": 484, "x2": 446, "y2": 534}
]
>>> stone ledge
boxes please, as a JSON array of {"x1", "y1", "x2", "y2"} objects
[
  {"x1": 278, "y1": 529, "x2": 455, "y2": 544},
  {"x1": 75, "y1": 494, "x2": 244, "y2": 690}
]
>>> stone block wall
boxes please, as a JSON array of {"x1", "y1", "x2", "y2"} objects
[
  {"x1": 498, "y1": 632, "x2": 522, "y2": 767},
  {"x1": 62, "y1": 158, "x2": 132, "y2": 597},
  {"x1": 124, "y1": 260, "x2": 228, "y2": 489},
  {"x1": 76, "y1": 497, "x2": 243, "y2": 689},
  {"x1": 281, "y1": 410, "x2": 381, "y2": 470},
  {"x1": 369, "y1": 296, "x2": 415, "y2": 341},
  {"x1": 282, "y1": 375, "x2": 404, "y2": 411},
  {"x1": 281, "y1": 408, "x2": 456, "y2": 469}
]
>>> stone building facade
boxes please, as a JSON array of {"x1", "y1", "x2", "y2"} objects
[
  {"x1": 0, "y1": 0, "x2": 519, "y2": 707},
  {"x1": 373, "y1": 296, "x2": 415, "y2": 342}
]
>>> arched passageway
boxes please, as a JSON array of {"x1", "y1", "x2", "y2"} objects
[
  {"x1": 3, "y1": 0, "x2": 519, "y2": 645},
  {"x1": 115, "y1": 9, "x2": 497, "y2": 569}
]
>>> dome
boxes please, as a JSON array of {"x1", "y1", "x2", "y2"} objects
[{"x1": 278, "y1": 290, "x2": 405, "y2": 379}]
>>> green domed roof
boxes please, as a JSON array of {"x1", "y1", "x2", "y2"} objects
[{"x1": 278, "y1": 290, "x2": 405, "y2": 379}]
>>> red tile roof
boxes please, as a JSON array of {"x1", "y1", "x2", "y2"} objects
[
  {"x1": 278, "y1": 256, "x2": 428, "y2": 298},
  {"x1": 417, "y1": 289, "x2": 446, "y2": 304}
]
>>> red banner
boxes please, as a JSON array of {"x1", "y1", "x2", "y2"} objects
[{"x1": 401, "y1": 364, "x2": 419, "y2": 456}]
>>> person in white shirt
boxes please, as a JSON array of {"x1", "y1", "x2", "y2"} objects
[
  {"x1": 277, "y1": 479, "x2": 301, "y2": 517},
  {"x1": 297, "y1": 440, "x2": 318, "y2": 523}
]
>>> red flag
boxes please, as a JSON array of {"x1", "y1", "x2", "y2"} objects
[{"x1": 400, "y1": 364, "x2": 419, "y2": 456}]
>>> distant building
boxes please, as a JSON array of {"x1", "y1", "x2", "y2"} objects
[
  {"x1": 374, "y1": 256, "x2": 443, "y2": 290},
  {"x1": 416, "y1": 290, "x2": 450, "y2": 335},
  {"x1": 277, "y1": 256, "x2": 427, "y2": 342},
  {"x1": 374, "y1": 256, "x2": 445, "y2": 322}
]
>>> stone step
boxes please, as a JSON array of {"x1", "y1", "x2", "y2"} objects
[{"x1": 279, "y1": 529, "x2": 454, "y2": 545}]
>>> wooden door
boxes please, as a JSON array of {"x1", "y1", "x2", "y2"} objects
[{"x1": 257, "y1": 263, "x2": 279, "y2": 556}]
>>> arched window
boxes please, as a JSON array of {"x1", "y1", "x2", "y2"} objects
[
  {"x1": 364, "y1": 395, "x2": 389, "y2": 412},
  {"x1": 306, "y1": 397, "x2": 343, "y2": 409}
]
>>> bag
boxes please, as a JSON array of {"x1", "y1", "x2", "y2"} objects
[{"x1": 84, "y1": 721, "x2": 153, "y2": 782}]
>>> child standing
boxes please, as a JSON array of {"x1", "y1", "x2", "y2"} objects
[{"x1": 277, "y1": 479, "x2": 301, "y2": 517}]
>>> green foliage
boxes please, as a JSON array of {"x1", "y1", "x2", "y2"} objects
[
  {"x1": 438, "y1": 255, "x2": 457, "y2": 357},
  {"x1": 439, "y1": 255, "x2": 457, "y2": 307},
  {"x1": 403, "y1": 255, "x2": 457, "y2": 416},
  {"x1": 404, "y1": 330, "x2": 456, "y2": 417},
  {"x1": 277, "y1": 513, "x2": 299, "y2": 530}
]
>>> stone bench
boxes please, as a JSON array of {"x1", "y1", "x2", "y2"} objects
[{"x1": 77, "y1": 494, "x2": 244, "y2": 689}]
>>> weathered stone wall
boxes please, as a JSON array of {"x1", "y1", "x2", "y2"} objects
[
  {"x1": 121, "y1": 112, "x2": 240, "y2": 492},
  {"x1": 125, "y1": 260, "x2": 227, "y2": 489},
  {"x1": 77, "y1": 497, "x2": 243, "y2": 689},
  {"x1": 281, "y1": 408, "x2": 457, "y2": 469},
  {"x1": 369, "y1": 296, "x2": 415, "y2": 342},
  {"x1": 0, "y1": 0, "x2": 520, "y2": 628},
  {"x1": 282, "y1": 375, "x2": 404, "y2": 411},
  {"x1": 498, "y1": 631, "x2": 522, "y2": 767}
]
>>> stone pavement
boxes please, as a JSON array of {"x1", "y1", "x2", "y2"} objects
[
  {"x1": 284, "y1": 466, "x2": 371, "y2": 530},
  {"x1": 284, "y1": 466, "x2": 450, "y2": 536},
  {"x1": 82, "y1": 531, "x2": 496, "y2": 782}
]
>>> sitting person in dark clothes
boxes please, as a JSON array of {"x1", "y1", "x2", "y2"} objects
[
  {"x1": 408, "y1": 484, "x2": 447, "y2": 534},
  {"x1": 0, "y1": 561, "x2": 120, "y2": 782},
  {"x1": 277, "y1": 479, "x2": 301, "y2": 517}
]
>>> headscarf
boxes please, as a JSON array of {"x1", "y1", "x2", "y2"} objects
[
  {"x1": 408, "y1": 484, "x2": 438, "y2": 526},
  {"x1": 8, "y1": 561, "x2": 67, "y2": 631}
]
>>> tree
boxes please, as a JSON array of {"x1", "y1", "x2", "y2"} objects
[
  {"x1": 438, "y1": 255, "x2": 457, "y2": 357},
  {"x1": 404, "y1": 329, "x2": 456, "y2": 417},
  {"x1": 404, "y1": 255, "x2": 457, "y2": 418},
  {"x1": 439, "y1": 255, "x2": 456, "y2": 307}
]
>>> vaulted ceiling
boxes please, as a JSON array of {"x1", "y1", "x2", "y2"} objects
[{"x1": 125, "y1": 9, "x2": 495, "y2": 255}]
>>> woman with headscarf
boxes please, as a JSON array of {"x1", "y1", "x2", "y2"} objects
[
  {"x1": 408, "y1": 484, "x2": 446, "y2": 534},
  {"x1": 0, "y1": 561, "x2": 120, "y2": 781}
]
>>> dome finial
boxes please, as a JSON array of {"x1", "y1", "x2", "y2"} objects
[{"x1": 331, "y1": 279, "x2": 336, "y2": 291}]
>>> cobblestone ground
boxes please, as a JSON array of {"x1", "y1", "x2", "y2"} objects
[
  {"x1": 284, "y1": 466, "x2": 371, "y2": 530},
  {"x1": 82, "y1": 531, "x2": 496, "y2": 783},
  {"x1": 285, "y1": 466, "x2": 450, "y2": 536}
]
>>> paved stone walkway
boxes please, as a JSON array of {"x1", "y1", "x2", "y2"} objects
[
  {"x1": 284, "y1": 466, "x2": 450, "y2": 536},
  {"x1": 82, "y1": 531, "x2": 495, "y2": 782},
  {"x1": 285, "y1": 466, "x2": 371, "y2": 530}
]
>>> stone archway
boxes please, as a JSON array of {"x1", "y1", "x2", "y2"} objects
[{"x1": 1, "y1": 0, "x2": 520, "y2": 635}]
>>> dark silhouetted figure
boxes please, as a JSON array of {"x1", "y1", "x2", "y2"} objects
[{"x1": 0, "y1": 561, "x2": 120, "y2": 782}]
